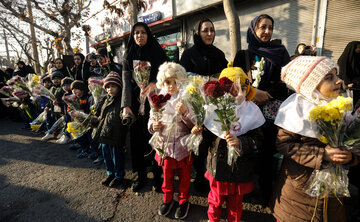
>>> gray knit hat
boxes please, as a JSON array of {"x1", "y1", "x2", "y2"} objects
[{"x1": 281, "y1": 56, "x2": 339, "y2": 103}]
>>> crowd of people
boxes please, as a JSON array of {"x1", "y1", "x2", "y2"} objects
[{"x1": 1, "y1": 14, "x2": 360, "y2": 222}]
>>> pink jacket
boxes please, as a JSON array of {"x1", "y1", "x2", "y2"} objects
[{"x1": 148, "y1": 93, "x2": 194, "y2": 161}]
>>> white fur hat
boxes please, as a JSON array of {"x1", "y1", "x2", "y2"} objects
[
  {"x1": 281, "y1": 56, "x2": 339, "y2": 103},
  {"x1": 156, "y1": 62, "x2": 186, "y2": 89}
]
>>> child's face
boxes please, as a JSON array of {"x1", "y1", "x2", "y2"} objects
[
  {"x1": 43, "y1": 81, "x2": 52, "y2": 89},
  {"x1": 231, "y1": 83, "x2": 248, "y2": 104},
  {"x1": 72, "y1": 88, "x2": 84, "y2": 98},
  {"x1": 52, "y1": 77, "x2": 61, "y2": 86},
  {"x1": 316, "y1": 68, "x2": 343, "y2": 98},
  {"x1": 105, "y1": 84, "x2": 120, "y2": 97},
  {"x1": 164, "y1": 77, "x2": 178, "y2": 95},
  {"x1": 62, "y1": 84, "x2": 71, "y2": 92}
]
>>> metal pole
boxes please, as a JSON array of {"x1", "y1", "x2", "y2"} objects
[
  {"x1": 3, "y1": 29, "x2": 11, "y2": 67},
  {"x1": 85, "y1": 32, "x2": 89, "y2": 54}
]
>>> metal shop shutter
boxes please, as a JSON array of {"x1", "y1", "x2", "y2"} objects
[{"x1": 323, "y1": 0, "x2": 360, "y2": 61}]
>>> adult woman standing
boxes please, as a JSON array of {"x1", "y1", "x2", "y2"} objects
[
  {"x1": 54, "y1": 58, "x2": 69, "y2": 77},
  {"x1": 71, "y1": 53, "x2": 85, "y2": 81},
  {"x1": 180, "y1": 18, "x2": 228, "y2": 77},
  {"x1": 180, "y1": 18, "x2": 228, "y2": 192},
  {"x1": 233, "y1": 14, "x2": 290, "y2": 205},
  {"x1": 122, "y1": 22, "x2": 167, "y2": 192},
  {"x1": 338, "y1": 41, "x2": 360, "y2": 105}
]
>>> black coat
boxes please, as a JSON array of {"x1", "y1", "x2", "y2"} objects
[
  {"x1": 92, "y1": 93, "x2": 126, "y2": 147},
  {"x1": 206, "y1": 128, "x2": 263, "y2": 183},
  {"x1": 180, "y1": 34, "x2": 227, "y2": 77}
]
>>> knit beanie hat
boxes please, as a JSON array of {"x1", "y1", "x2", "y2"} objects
[
  {"x1": 156, "y1": 62, "x2": 186, "y2": 89},
  {"x1": 61, "y1": 77, "x2": 73, "y2": 86},
  {"x1": 41, "y1": 75, "x2": 52, "y2": 83},
  {"x1": 51, "y1": 70, "x2": 64, "y2": 80},
  {"x1": 104, "y1": 72, "x2": 122, "y2": 88},
  {"x1": 281, "y1": 56, "x2": 339, "y2": 103},
  {"x1": 219, "y1": 61, "x2": 256, "y2": 101},
  {"x1": 71, "y1": 80, "x2": 87, "y2": 91}
]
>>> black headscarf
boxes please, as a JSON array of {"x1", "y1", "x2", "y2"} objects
[
  {"x1": 55, "y1": 58, "x2": 69, "y2": 78},
  {"x1": 71, "y1": 53, "x2": 85, "y2": 80},
  {"x1": 124, "y1": 22, "x2": 167, "y2": 82},
  {"x1": 338, "y1": 41, "x2": 360, "y2": 85},
  {"x1": 247, "y1": 14, "x2": 290, "y2": 90}
]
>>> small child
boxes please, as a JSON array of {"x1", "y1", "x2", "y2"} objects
[
  {"x1": 40, "y1": 75, "x2": 52, "y2": 111},
  {"x1": 70, "y1": 80, "x2": 93, "y2": 158},
  {"x1": 148, "y1": 62, "x2": 194, "y2": 219},
  {"x1": 203, "y1": 64, "x2": 265, "y2": 222},
  {"x1": 57, "y1": 77, "x2": 73, "y2": 144},
  {"x1": 92, "y1": 72, "x2": 126, "y2": 187},
  {"x1": 42, "y1": 71, "x2": 64, "y2": 140},
  {"x1": 272, "y1": 56, "x2": 359, "y2": 221}
]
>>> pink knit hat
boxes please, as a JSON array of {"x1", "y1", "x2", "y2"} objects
[{"x1": 281, "y1": 56, "x2": 339, "y2": 102}]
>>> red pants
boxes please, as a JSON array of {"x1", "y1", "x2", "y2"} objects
[
  {"x1": 159, "y1": 155, "x2": 192, "y2": 205},
  {"x1": 206, "y1": 171, "x2": 253, "y2": 222}
]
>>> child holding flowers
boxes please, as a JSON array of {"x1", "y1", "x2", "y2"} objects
[
  {"x1": 148, "y1": 62, "x2": 195, "y2": 219},
  {"x1": 203, "y1": 63, "x2": 265, "y2": 222},
  {"x1": 56, "y1": 77, "x2": 73, "y2": 144},
  {"x1": 91, "y1": 73, "x2": 127, "y2": 187},
  {"x1": 272, "y1": 56, "x2": 359, "y2": 222},
  {"x1": 42, "y1": 71, "x2": 64, "y2": 140}
]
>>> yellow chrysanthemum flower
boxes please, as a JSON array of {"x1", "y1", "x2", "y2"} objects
[
  {"x1": 319, "y1": 136, "x2": 328, "y2": 144},
  {"x1": 30, "y1": 124, "x2": 40, "y2": 131},
  {"x1": 186, "y1": 86, "x2": 197, "y2": 95}
]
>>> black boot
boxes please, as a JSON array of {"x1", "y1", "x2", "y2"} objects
[
  {"x1": 152, "y1": 165, "x2": 163, "y2": 193},
  {"x1": 132, "y1": 170, "x2": 147, "y2": 192}
]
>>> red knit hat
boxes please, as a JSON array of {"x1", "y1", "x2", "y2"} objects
[{"x1": 104, "y1": 72, "x2": 122, "y2": 88}]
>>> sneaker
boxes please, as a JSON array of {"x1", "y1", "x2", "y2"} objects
[
  {"x1": 101, "y1": 175, "x2": 115, "y2": 186},
  {"x1": 56, "y1": 133, "x2": 62, "y2": 139},
  {"x1": 76, "y1": 151, "x2": 88, "y2": 159},
  {"x1": 69, "y1": 143, "x2": 81, "y2": 150},
  {"x1": 158, "y1": 200, "x2": 174, "y2": 216},
  {"x1": 93, "y1": 156, "x2": 104, "y2": 165},
  {"x1": 174, "y1": 202, "x2": 190, "y2": 219},
  {"x1": 41, "y1": 133, "x2": 52, "y2": 141},
  {"x1": 87, "y1": 152, "x2": 98, "y2": 159},
  {"x1": 109, "y1": 178, "x2": 124, "y2": 188},
  {"x1": 56, "y1": 135, "x2": 71, "y2": 144}
]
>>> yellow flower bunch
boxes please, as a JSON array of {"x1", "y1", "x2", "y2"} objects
[
  {"x1": 309, "y1": 96, "x2": 352, "y2": 122},
  {"x1": 30, "y1": 124, "x2": 40, "y2": 131},
  {"x1": 33, "y1": 75, "x2": 40, "y2": 86},
  {"x1": 67, "y1": 122, "x2": 80, "y2": 138},
  {"x1": 186, "y1": 86, "x2": 197, "y2": 95}
]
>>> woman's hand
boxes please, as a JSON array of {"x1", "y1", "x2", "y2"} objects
[
  {"x1": 348, "y1": 83, "x2": 354, "y2": 88},
  {"x1": 153, "y1": 121, "x2": 163, "y2": 132},
  {"x1": 225, "y1": 133, "x2": 240, "y2": 148},
  {"x1": 323, "y1": 145, "x2": 352, "y2": 164},
  {"x1": 176, "y1": 102, "x2": 187, "y2": 115},
  {"x1": 253, "y1": 89, "x2": 273, "y2": 105},
  {"x1": 122, "y1": 106, "x2": 134, "y2": 119},
  {"x1": 141, "y1": 82, "x2": 156, "y2": 97},
  {"x1": 191, "y1": 125, "x2": 203, "y2": 135}
]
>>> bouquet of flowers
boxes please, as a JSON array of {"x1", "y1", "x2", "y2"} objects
[
  {"x1": 204, "y1": 77, "x2": 241, "y2": 166},
  {"x1": 0, "y1": 86, "x2": 14, "y2": 97},
  {"x1": 48, "y1": 116, "x2": 66, "y2": 134},
  {"x1": 66, "y1": 122, "x2": 88, "y2": 139},
  {"x1": 26, "y1": 74, "x2": 41, "y2": 90},
  {"x1": 251, "y1": 56, "x2": 265, "y2": 88},
  {"x1": 88, "y1": 76, "x2": 106, "y2": 114},
  {"x1": 31, "y1": 84, "x2": 56, "y2": 102},
  {"x1": 1, "y1": 97, "x2": 20, "y2": 108},
  {"x1": 305, "y1": 96, "x2": 353, "y2": 214},
  {"x1": 343, "y1": 108, "x2": 360, "y2": 153},
  {"x1": 63, "y1": 94, "x2": 81, "y2": 110},
  {"x1": 180, "y1": 75, "x2": 206, "y2": 156},
  {"x1": 7, "y1": 76, "x2": 31, "y2": 93},
  {"x1": 30, "y1": 110, "x2": 47, "y2": 132},
  {"x1": 68, "y1": 110, "x2": 88, "y2": 122},
  {"x1": 133, "y1": 60, "x2": 151, "y2": 116},
  {"x1": 148, "y1": 93, "x2": 171, "y2": 164}
]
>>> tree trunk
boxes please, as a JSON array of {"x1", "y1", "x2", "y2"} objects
[
  {"x1": 27, "y1": 0, "x2": 41, "y2": 73},
  {"x1": 129, "y1": 0, "x2": 138, "y2": 25},
  {"x1": 223, "y1": 0, "x2": 241, "y2": 60}
]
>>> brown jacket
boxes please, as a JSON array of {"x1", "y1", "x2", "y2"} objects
[{"x1": 271, "y1": 128, "x2": 358, "y2": 222}]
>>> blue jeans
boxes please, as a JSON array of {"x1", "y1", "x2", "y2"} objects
[{"x1": 101, "y1": 143, "x2": 125, "y2": 180}]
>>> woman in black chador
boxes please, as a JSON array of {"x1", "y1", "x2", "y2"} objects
[{"x1": 121, "y1": 22, "x2": 167, "y2": 192}]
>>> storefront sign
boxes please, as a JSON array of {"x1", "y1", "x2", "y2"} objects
[
  {"x1": 139, "y1": 11, "x2": 162, "y2": 24},
  {"x1": 95, "y1": 30, "x2": 111, "y2": 42}
]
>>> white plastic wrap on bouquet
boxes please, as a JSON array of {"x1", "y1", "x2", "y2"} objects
[
  {"x1": 305, "y1": 163, "x2": 350, "y2": 198},
  {"x1": 180, "y1": 133, "x2": 203, "y2": 156}
]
